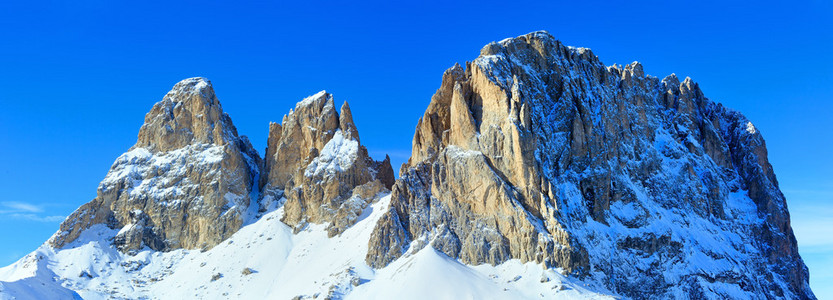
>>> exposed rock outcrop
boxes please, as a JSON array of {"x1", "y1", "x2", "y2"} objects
[
  {"x1": 50, "y1": 77, "x2": 261, "y2": 252},
  {"x1": 260, "y1": 91, "x2": 394, "y2": 235},
  {"x1": 367, "y1": 31, "x2": 814, "y2": 299}
]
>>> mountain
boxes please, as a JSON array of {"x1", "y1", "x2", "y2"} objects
[
  {"x1": 367, "y1": 31, "x2": 813, "y2": 299},
  {"x1": 51, "y1": 77, "x2": 263, "y2": 253},
  {"x1": 0, "y1": 32, "x2": 814, "y2": 299}
]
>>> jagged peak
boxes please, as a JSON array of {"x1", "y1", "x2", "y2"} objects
[
  {"x1": 682, "y1": 76, "x2": 698, "y2": 89},
  {"x1": 662, "y1": 73, "x2": 680, "y2": 86},
  {"x1": 625, "y1": 61, "x2": 644, "y2": 77},
  {"x1": 659, "y1": 74, "x2": 702, "y2": 94},
  {"x1": 340, "y1": 100, "x2": 353, "y2": 122},
  {"x1": 340, "y1": 100, "x2": 360, "y2": 143},
  {"x1": 607, "y1": 61, "x2": 645, "y2": 79}
]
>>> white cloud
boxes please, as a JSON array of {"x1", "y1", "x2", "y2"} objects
[
  {"x1": 1, "y1": 201, "x2": 43, "y2": 213},
  {"x1": 6, "y1": 213, "x2": 65, "y2": 223},
  {"x1": 0, "y1": 201, "x2": 63, "y2": 223}
]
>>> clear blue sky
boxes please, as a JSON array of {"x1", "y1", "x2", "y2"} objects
[{"x1": 1, "y1": 0, "x2": 830, "y2": 297}]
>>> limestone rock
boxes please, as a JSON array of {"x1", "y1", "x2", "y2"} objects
[
  {"x1": 50, "y1": 77, "x2": 261, "y2": 252},
  {"x1": 260, "y1": 91, "x2": 394, "y2": 234},
  {"x1": 366, "y1": 31, "x2": 813, "y2": 299}
]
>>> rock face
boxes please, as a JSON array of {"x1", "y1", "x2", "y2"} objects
[
  {"x1": 367, "y1": 31, "x2": 814, "y2": 299},
  {"x1": 260, "y1": 91, "x2": 395, "y2": 236},
  {"x1": 50, "y1": 78, "x2": 261, "y2": 252}
]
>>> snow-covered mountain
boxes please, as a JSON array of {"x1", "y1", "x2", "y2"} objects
[{"x1": 0, "y1": 31, "x2": 815, "y2": 299}]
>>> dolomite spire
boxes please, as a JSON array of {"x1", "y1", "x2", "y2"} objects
[{"x1": 260, "y1": 91, "x2": 395, "y2": 236}]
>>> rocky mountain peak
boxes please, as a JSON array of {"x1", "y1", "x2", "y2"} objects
[
  {"x1": 367, "y1": 31, "x2": 813, "y2": 299},
  {"x1": 50, "y1": 77, "x2": 261, "y2": 252},
  {"x1": 260, "y1": 91, "x2": 394, "y2": 236}
]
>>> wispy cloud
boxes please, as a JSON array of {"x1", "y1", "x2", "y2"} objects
[
  {"x1": 6, "y1": 213, "x2": 65, "y2": 223},
  {"x1": 0, "y1": 201, "x2": 64, "y2": 223},
  {"x1": 1, "y1": 201, "x2": 43, "y2": 213},
  {"x1": 790, "y1": 202, "x2": 833, "y2": 250}
]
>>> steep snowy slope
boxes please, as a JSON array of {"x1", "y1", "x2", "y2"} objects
[{"x1": 0, "y1": 195, "x2": 611, "y2": 299}]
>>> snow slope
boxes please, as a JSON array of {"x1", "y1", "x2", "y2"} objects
[{"x1": 0, "y1": 195, "x2": 612, "y2": 299}]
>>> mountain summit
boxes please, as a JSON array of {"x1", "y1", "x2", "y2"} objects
[{"x1": 0, "y1": 32, "x2": 814, "y2": 299}]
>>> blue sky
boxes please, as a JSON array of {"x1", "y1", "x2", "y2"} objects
[{"x1": 0, "y1": 0, "x2": 831, "y2": 296}]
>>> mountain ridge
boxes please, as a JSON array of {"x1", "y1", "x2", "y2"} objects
[{"x1": 0, "y1": 31, "x2": 814, "y2": 299}]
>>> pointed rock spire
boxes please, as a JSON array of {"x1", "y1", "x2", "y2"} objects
[{"x1": 339, "y1": 101, "x2": 360, "y2": 143}]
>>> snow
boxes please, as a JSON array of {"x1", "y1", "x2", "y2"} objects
[
  {"x1": 304, "y1": 130, "x2": 360, "y2": 178},
  {"x1": 116, "y1": 223, "x2": 135, "y2": 236},
  {"x1": 0, "y1": 194, "x2": 612, "y2": 299},
  {"x1": 745, "y1": 121, "x2": 756, "y2": 134},
  {"x1": 197, "y1": 145, "x2": 225, "y2": 163},
  {"x1": 100, "y1": 144, "x2": 235, "y2": 206},
  {"x1": 350, "y1": 247, "x2": 612, "y2": 300},
  {"x1": 297, "y1": 90, "x2": 329, "y2": 108},
  {"x1": 445, "y1": 145, "x2": 483, "y2": 159},
  {"x1": 194, "y1": 79, "x2": 208, "y2": 91}
]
